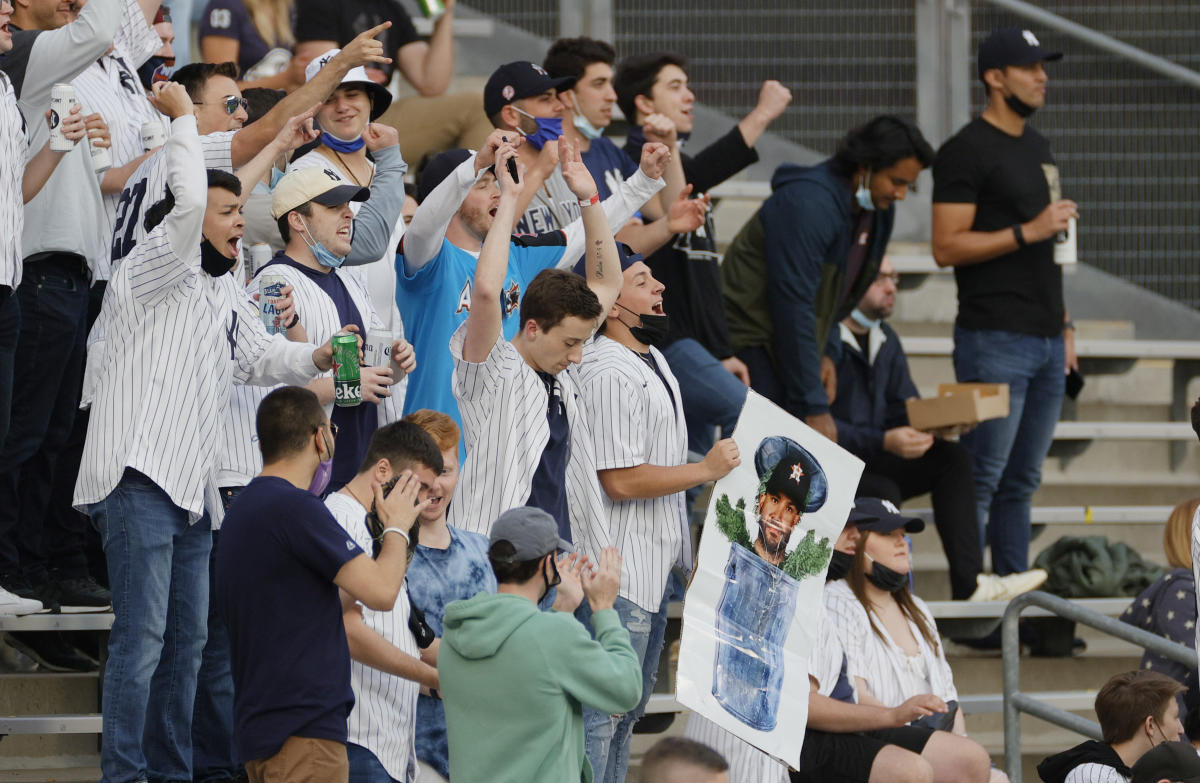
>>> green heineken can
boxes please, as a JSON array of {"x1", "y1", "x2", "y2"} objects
[
  {"x1": 332, "y1": 333, "x2": 362, "y2": 407},
  {"x1": 415, "y1": 0, "x2": 444, "y2": 19}
]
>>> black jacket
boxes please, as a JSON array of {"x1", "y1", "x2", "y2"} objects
[
  {"x1": 830, "y1": 321, "x2": 918, "y2": 462},
  {"x1": 1037, "y1": 740, "x2": 1131, "y2": 783}
]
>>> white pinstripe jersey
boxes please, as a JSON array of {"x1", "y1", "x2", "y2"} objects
[
  {"x1": 683, "y1": 713, "x2": 788, "y2": 783},
  {"x1": 0, "y1": 72, "x2": 30, "y2": 289},
  {"x1": 447, "y1": 324, "x2": 611, "y2": 560},
  {"x1": 1192, "y1": 505, "x2": 1200, "y2": 661},
  {"x1": 72, "y1": 0, "x2": 162, "y2": 281},
  {"x1": 207, "y1": 256, "x2": 403, "y2": 527},
  {"x1": 326, "y1": 492, "x2": 420, "y2": 783},
  {"x1": 73, "y1": 117, "x2": 320, "y2": 521},
  {"x1": 823, "y1": 580, "x2": 958, "y2": 707},
  {"x1": 1064, "y1": 765, "x2": 1129, "y2": 783},
  {"x1": 574, "y1": 336, "x2": 688, "y2": 611}
]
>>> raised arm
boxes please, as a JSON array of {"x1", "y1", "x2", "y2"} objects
[
  {"x1": 230, "y1": 23, "x2": 392, "y2": 167},
  {"x1": 461, "y1": 142, "x2": 522, "y2": 363},
  {"x1": 8, "y1": 0, "x2": 121, "y2": 112},
  {"x1": 559, "y1": 136, "x2": 621, "y2": 315},
  {"x1": 234, "y1": 105, "x2": 319, "y2": 205},
  {"x1": 343, "y1": 123, "x2": 408, "y2": 266},
  {"x1": 393, "y1": 0, "x2": 454, "y2": 97}
]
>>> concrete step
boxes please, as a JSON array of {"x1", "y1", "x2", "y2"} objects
[{"x1": 0, "y1": 672, "x2": 100, "y2": 767}]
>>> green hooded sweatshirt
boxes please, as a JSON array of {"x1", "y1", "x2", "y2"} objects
[{"x1": 440, "y1": 592, "x2": 642, "y2": 783}]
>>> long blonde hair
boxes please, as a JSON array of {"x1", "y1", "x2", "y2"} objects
[
  {"x1": 846, "y1": 531, "x2": 941, "y2": 653},
  {"x1": 244, "y1": 0, "x2": 294, "y2": 48},
  {"x1": 1163, "y1": 497, "x2": 1200, "y2": 570}
]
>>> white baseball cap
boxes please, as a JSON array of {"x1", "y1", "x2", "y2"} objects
[
  {"x1": 271, "y1": 166, "x2": 370, "y2": 220},
  {"x1": 305, "y1": 48, "x2": 393, "y2": 120}
]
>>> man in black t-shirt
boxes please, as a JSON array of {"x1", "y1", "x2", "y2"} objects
[
  {"x1": 931, "y1": 27, "x2": 1079, "y2": 576},
  {"x1": 292, "y1": 0, "x2": 491, "y2": 165}
]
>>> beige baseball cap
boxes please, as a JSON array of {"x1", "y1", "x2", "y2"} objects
[{"x1": 270, "y1": 167, "x2": 370, "y2": 220}]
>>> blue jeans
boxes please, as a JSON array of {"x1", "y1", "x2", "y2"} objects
[
  {"x1": 89, "y1": 468, "x2": 212, "y2": 783},
  {"x1": 347, "y1": 742, "x2": 399, "y2": 783},
  {"x1": 578, "y1": 594, "x2": 670, "y2": 783},
  {"x1": 192, "y1": 487, "x2": 244, "y2": 782},
  {"x1": 0, "y1": 255, "x2": 90, "y2": 585},
  {"x1": 953, "y1": 327, "x2": 1065, "y2": 575},
  {"x1": 660, "y1": 338, "x2": 748, "y2": 457}
]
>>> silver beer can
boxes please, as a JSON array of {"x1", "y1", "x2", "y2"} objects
[
  {"x1": 87, "y1": 133, "x2": 111, "y2": 174},
  {"x1": 247, "y1": 243, "x2": 273, "y2": 279},
  {"x1": 141, "y1": 120, "x2": 166, "y2": 151},
  {"x1": 258, "y1": 273, "x2": 288, "y2": 335},
  {"x1": 49, "y1": 83, "x2": 76, "y2": 152},
  {"x1": 363, "y1": 330, "x2": 393, "y2": 367}
]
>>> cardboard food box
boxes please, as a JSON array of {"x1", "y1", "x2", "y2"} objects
[{"x1": 905, "y1": 383, "x2": 1010, "y2": 432}]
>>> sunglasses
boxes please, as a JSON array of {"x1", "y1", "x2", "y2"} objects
[{"x1": 196, "y1": 95, "x2": 249, "y2": 115}]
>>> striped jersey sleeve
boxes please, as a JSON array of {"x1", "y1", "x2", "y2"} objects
[{"x1": 1064, "y1": 764, "x2": 1130, "y2": 783}]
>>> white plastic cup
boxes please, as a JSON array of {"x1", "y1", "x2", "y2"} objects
[
  {"x1": 1054, "y1": 217, "x2": 1077, "y2": 266},
  {"x1": 87, "y1": 133, "x2": 111, "y2": 174},
  {"x1": 364, "y1": 330, "x2": 393, "y2": 367},
  {"x1": 49, "y1": 84, "x2": 76, "y2": 152}
]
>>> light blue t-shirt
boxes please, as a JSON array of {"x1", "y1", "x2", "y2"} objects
[{"x1": 396, "y1": 233, "x2": 569, "y2": 430}]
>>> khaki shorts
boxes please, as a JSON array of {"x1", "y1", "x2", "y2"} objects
[{"x1": 245, "y1": 736, "x2": 349, "y2": 783}]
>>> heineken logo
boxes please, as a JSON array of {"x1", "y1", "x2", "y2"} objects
[{"x1": 334, "y1": 383, "x2": 361, "y2": 401}]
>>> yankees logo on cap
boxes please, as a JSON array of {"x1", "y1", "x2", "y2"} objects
[{"x1": 483, "y1": 60, "x2": 578, "y2": 118}]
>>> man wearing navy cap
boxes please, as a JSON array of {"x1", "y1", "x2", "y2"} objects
[{"x1": 931, "y1": 27, "x2": 1078, "y2": 579}]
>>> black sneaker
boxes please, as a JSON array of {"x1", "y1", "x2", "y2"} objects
[
  {"x1": 5, "y1": 631, "x2": 98, "y2": 672},
  {"x1": 50, "y1": 577, "x2": 112, "y2": 613}
]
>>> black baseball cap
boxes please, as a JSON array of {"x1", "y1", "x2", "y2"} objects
[
  {"x1": 417, "y1": 148, "x2": 497, "y2": 204},
  {"x1": 852, "y1": 497, "x2": 925, "y2": 534},
  {"x1": 571, "y1": 241, "x2": 643, "y2": 277},
  {"x1": 977, "y1": 27, "x2": 1062, "y2": 80},
  {"x1": 1131, "y1": 741, "x2": 1200, "y2": 783},
  {"x1": 484, "y1": 61, "x2": 577, "y2": 118},
  {"x1": 489, "y1": 507, "x2": 572, "y2": 562}
]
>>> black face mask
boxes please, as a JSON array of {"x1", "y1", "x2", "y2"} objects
[
  {"x1": 826, "y1": 550, "x2": 854, "y2": 581},
  {"x1": 1004, "y1": 93, "x2": 1037, "y2": 118},
  {"x1": 865, "y1": 556, "x2": 909, "y2": 593},
  {"x1": 138, "y1": 57, "x2": 172, "y2": 91},
  {"x1": 200, "y1": 238, "x2": 237, "y2": 277},
  {"x1": 539, "y1": 556, "x2": 562, "y2": 603},
  {"x1": 617, "y1": 303, "x2": 670, "y2": 347}
]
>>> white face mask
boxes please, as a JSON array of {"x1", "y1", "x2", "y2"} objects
[
  {"x1": 855, "y1": 169, "x2": 876, "y2": 211},
  {"x1": 573, "y1": 112, "x2": 604, "y2": 140}
]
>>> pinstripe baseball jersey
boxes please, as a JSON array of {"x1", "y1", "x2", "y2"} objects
[
  {"x1": 1192, "y1": 505, "x2": 1200, "y2": 661},
  {"x1": 73, "y1": 116, "x2": 320, "y2": 521},
  {"x1": 0, "y1": 72, "x2": 30, "y2": 289},
  {"x1": 683, "y1": 714, "x2": 788, "y2": 783},
  {"x1": 326, "y1": 491, "x2": 420, "y2": 783},
  {"x1": 574, "y1": 336, "x2": 688, "y2": 612},
  {"x1": 73, "y1": 0, "x2": 165, "y2": 280},
  {"x1": 207, "y1": 254, "x2": 403, "y2": 528},
  {"x1": 823, "y1": 580, "x2": 958, "y2": 707},
  {"x1": 447, "y1": 324, "x2": 611, "y2": 560},
  {"x1": 1064, "y1": 765, "x2": 1129, "y2": 783}
]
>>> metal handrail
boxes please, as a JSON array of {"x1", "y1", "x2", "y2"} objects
[
  {"x1": 1001, "y1": 590, "x2": 1195, "y2": 782},
  {"x1": 979, "y1": 0, "x2": 1200, "y2": 91}
]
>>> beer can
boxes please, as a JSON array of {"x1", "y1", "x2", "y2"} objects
[
  {"x1": 258, "y1": 273, "x2": 287, "y2": 335},
  {"x1": 247, "y1": 243, "x2": 273, "y2": 279},
  {"x1": 363, "y1": 330, "x2": 393, "y2": 367},
  {"x1": 415, "y1": 0, "x2": 444, "y2": 19},
  {"x1": 1054, "y1": 217, "x2": 1077, "y2": 267},
  {"x1": 49, "y1": 83, "x2": 76, "y2": 152},
  {"x1": 332, "y1": 333, "x2": 362, "y2": 407},
  {"x1": 87, "y1": 133, "x2": 111, "y2": 174},
  {"x1": 141, "y1": 120, "x2": 166, "y2": 151}
]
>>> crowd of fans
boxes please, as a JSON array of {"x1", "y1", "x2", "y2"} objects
[{"x1": 0, "y1": 2, "x2": 1193, "y2": 781}]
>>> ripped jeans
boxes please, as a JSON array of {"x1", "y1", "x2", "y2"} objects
[{"x1": 577, "y1": 593, "x2": 670, "y2": 783}]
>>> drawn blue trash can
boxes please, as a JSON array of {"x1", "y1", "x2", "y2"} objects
[{"x1": 711, "y1": 542, "x2": 800, "y2": 731}]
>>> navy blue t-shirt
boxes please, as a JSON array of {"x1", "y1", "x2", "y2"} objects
[
  {"x1": 268, "y1": 257, "x2": 374, "y2": 492},
  {"x1": 525, "y1": 372, "x2": 570, "y2": 542},
  {"x1": 581, "y1": 136, "x2": 638, "y2": 202},
  {"x1": 215, "y1": 475, "x2": 365, "y2": 763}
]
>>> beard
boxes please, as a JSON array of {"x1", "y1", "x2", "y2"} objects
[{"x1": 755, "y1": 514, "x2": 793, "y2": 558}]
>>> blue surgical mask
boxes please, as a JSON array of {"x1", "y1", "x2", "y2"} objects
[
  {"x1": 573, "y1": 112, "x2": 604, "y2": 140},
  {"x1": 855, "y1": 170, "x2": 876, "y2": 211},
  {"x1": 298, "y1": 215, "x2": 347, "y2": 269},
  {"x1": 850, "y1": 308, "x2": 879, "y2": 331},
  {"x1": 513, "y1": 106, "x2": 563, "y2": 151},
  {"x1": 268, "y1": 165, "x2": 286, "y2": 190},
  {"x1": 320, "y1": 131, "x2": 365, "y2": 154}
]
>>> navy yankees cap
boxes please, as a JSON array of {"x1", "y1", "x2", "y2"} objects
[
  {"x1": 571, "y1": 241, "x2": 643, "y2": 278},
  {"x1": 978, "y1": 28, "x2": 1062, "y2": 80},
  {"x1": 489, "y1": 507, "x2": 572, "y2": 562},
  {"x1": 484, "y1": 61, "x2": 577, "y2": 118},
  {"x1": 1131, "y1": 741, "x2": 1200, "y2": 783},
  {"x1": 852, "y1": 497, "x2": 924, "y2": 535}
]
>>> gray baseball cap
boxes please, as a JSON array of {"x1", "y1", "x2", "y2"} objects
[{"x1": 489, "y1": 507, "x2": 572, "y2": 562}]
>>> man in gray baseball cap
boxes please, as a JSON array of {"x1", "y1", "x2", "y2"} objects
[{"x1": 439, "y1": 507, "x2": 641, "y2": 782}]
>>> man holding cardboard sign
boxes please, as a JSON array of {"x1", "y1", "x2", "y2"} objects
[{"x1": 832, "y1": 257, "x2": 1046, "y2": 602}]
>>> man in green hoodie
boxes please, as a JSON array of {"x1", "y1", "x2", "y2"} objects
[{"x1": 439, "y1": 507, "x2": 641, "y2": 783}]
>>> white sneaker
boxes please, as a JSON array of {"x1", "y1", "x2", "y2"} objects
[
  {"x1": 0, "y1": 585, "x2": 43, "y2": 616},
  {"x1": 967, "y1": 569, "x2": 1048, "y2": 602}
]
